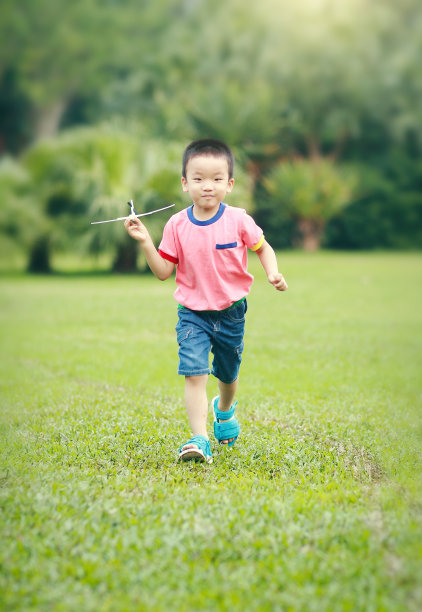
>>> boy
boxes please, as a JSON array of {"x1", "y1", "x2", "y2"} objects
[{"x1": 125, "y1": 139, "x2": 287, "y2": 463}]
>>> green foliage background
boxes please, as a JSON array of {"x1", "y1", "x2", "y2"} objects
[{"x1": 0, "y1": 0, "x2": 421, "y2": 267}]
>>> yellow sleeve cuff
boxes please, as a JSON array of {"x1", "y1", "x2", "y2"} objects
[{"x1": 250, "y1": 235, "x2": 265, "y2": 252}]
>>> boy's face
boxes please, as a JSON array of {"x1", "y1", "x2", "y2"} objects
[{"x1": 181, "y1": 154, "x2": 234, "y2": 217}]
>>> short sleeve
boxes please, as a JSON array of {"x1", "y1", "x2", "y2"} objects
[
  {"x1": 158, "y1": 217, "x2": 179, "y2": 263},
  {"x1": 241, "y1": 211, "x2": 264, "y2": 251}
]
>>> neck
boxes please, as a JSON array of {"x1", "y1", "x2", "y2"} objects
[{"x1": 192, "y1": 203, "x2": 221, "y2": 221}]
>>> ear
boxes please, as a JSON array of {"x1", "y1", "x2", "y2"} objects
[
  {"x1": 181, "y1": 177, "x2": 189, "y2": 192},
  {"x1": 226, "y1": 178, "x2": 235, "y2": 193}
]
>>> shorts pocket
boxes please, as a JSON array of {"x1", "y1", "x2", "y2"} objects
[{"x1": 225, "y1": 300, "x2": 247, "y2": 323}]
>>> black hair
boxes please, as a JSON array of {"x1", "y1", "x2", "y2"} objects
[{"x1": 182, "y1": 138, "x2": 234, "y2": 179}]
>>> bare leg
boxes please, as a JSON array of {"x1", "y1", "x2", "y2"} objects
[
  {"x1": 216, "y1": 377, "x2": 238, "y2": 444},
  {"x1": 182, "y1": 374, "x2": 209, "y2": 449}
]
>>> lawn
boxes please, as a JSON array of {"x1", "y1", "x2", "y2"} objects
[{"x1": 0, "y1": 252, "x2": 421, "y2": 611}]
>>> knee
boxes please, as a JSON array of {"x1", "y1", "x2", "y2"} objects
[{"x1": 185, "y1": 374, "x2": 208, "y2": 388}]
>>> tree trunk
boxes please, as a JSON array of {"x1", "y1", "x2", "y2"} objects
[
  {"x1": 35, "y1": 98, "x2": 69, "y2": 139},
  {"x1": 297, "y1": 218, "x2": 324, "y2": 251},
  {"x1": 112, "y1": 240, "x2": 138, "y2": 273},
  {"x1": 27, "y1": 236, "x2": 51, "y2": 273},
  {"x1": 307, "y1": 134, "x2": 321, "y2": 161}
]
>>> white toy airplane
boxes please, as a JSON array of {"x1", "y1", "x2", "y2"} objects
[{"x1": 91, "y1": 200, "x2": 174, "y2": 224}]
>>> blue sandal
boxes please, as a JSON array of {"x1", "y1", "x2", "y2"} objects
[
  {"x1": 212, "y1": 396, "x2": 240, "y2": 447},
  {"x1": 178, "y1": 435, "x2": 213, "y2": 464}
]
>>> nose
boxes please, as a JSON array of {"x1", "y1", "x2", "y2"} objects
[{"x1": 202, "y1": 179, "x2": 213, "y2": 191}]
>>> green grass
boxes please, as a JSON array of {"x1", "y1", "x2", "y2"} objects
[{"x1": 1, "y1": 252, "x2": 421, "y2": 611}]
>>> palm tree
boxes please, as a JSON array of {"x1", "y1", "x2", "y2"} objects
[
  {"x1": 263, "y1": 158, "x2": 356, "y2": 251},
  {"x1": 21, "y1": 126, "x2": 186, "y2": 272}
]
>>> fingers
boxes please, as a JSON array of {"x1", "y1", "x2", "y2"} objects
[
  {"x1": 278, "y1": 277, "x2": 288, "y2": 291},
  {"x1": 124, "y1": 217, "x2": 151, "y2": 246},
  {"x1": 125, "y1": 216, "x2": 144, "y2": 235},
  {"x1": 124, "y1": 216, "x2": 140, "y2": 230}
]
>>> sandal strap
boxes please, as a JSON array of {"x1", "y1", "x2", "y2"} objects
[
  {"x1": 179, "y1": 434, "x2": 211, "y2": 454},
  {"x1": 214, "y1": 419, "x2": 240, "y2": 440},
  {"x1": 213, "y1": 397, "x2": 238, "y2": 422}
]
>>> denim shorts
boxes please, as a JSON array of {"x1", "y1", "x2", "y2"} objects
[{"x1": 175, "y1": 299, "x2": 247, "y2": 384}]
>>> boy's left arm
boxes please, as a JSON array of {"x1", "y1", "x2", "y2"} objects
[{"x1": 255, "y1": 240, "x2": 288, "y2": 291}]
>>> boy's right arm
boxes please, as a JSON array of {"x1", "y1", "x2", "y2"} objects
[{"x1": 124, "y1": 217, "x2": 174, "y2": 280}]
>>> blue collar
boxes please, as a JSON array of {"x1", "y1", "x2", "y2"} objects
[{"x1": 187, "y1": 203, "x2": 226, "y2": 226}]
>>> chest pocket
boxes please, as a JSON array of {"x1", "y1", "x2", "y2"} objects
[{"x1": 215, "y1": 242, "x2": 238, "y2": 249}]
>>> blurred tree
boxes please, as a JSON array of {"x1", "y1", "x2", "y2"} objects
[
  {"x1": 0, "y1": 0, "x2": 181, "y2": 140},
  {"x1": 20, "y1": 126, "x2": 187, "y2": 271},
  {"x1": 325, "y1": 153, "x2": 422, "y2": 249},
  {"x1": 1, "y1": 0, "x2": 420, "y2": 156},
  {"x1": 1, "y1": 0, "x2": 421, "y2": 252},
  {"x1": 84, "y1": 134, "x2": 185, "y2": 272},
  {"x1": 262, "y1": 158, "x2": 356, "y2": 250},
  {"x1": 0, "y1": 157, "x2": 50, "y2": 271},
  {"x1": 0, "y1": 68, "x2": 33, "y2": 154},
  {"x1": 1, "y1": 0, "x2": 420, "y2": 149}
]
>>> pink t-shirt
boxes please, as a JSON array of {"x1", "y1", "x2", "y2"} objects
[{"x1": 158, "y1": 203, "x2": 264, "y2": 311}]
